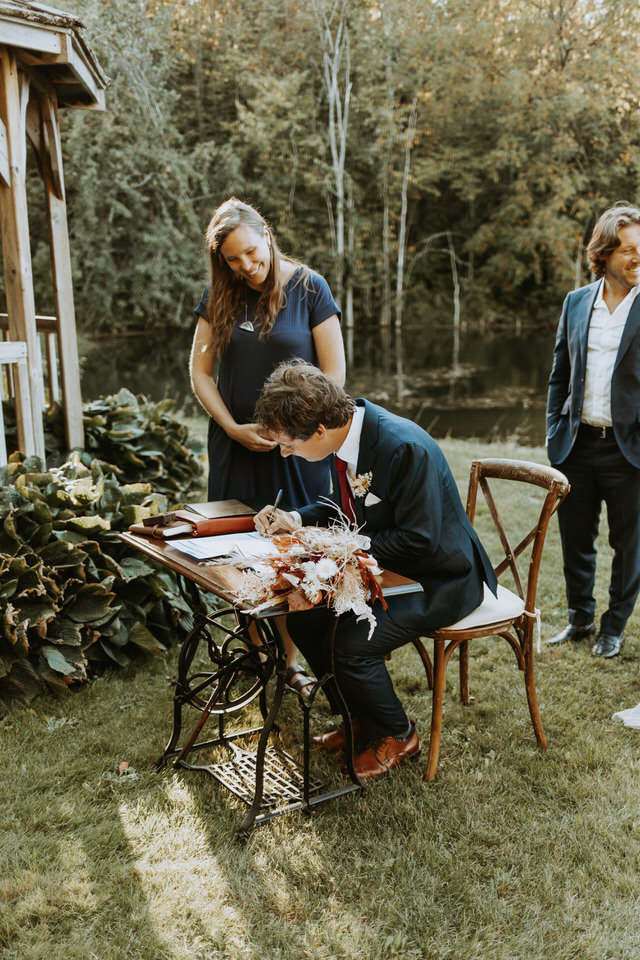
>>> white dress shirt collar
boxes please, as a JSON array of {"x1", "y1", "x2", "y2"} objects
[
  {"x1": 594, "y1": 277, "x2": 640, "y2": 311},
  {"x1": 335, "y1": 404, "x2": 365, "y2": 475}
]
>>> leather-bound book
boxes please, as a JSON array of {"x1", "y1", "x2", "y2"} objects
[{"x1": 128, "y1": 500, "x2": 256, "y2": 539}]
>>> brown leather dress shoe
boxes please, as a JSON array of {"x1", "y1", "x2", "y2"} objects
[
  {"x1": 349, "y1": 725, "x2": 420, "y2": 780},
  {"x1": 311, "y1": 718, "x2": 361, "y2": 751}
]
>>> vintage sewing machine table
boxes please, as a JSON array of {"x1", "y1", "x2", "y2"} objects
[{"x1": 119, "y1": 530, "x2": 420, "y2": 836}]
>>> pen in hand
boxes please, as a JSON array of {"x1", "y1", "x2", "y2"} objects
[{"x1": 268, "y1": 489, "x2": 283, "y2": 525}]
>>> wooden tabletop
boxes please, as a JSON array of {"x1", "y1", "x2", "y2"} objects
[{"x1": 118, "y1": 531, "x2": 422, "y2": 616}]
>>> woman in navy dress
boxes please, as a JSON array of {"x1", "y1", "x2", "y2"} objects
[{"x1": 190, "y1": 197, "x2": 345, "y2": 693}]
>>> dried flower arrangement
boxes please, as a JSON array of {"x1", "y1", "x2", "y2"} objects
[
  {"x1": 351, "y1": 471, "x2": 373, "y2": 498},
  {"x1": 233, "y1": 521, "x2": 387, "y2": 636}
]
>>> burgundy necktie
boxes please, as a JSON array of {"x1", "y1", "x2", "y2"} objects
[{"x1": 334, "y1": 455, "x2": 356, "y2": 524}]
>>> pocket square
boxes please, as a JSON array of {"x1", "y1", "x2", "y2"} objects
[{"x1": 364, "y1": 492, "x2": 382, "y2": 506}]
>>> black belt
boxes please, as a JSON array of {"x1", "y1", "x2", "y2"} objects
[{"x1": 579, "y1": 422, "x2": 615, "y2": 440}]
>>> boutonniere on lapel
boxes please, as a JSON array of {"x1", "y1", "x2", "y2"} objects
[{"x1": 351, "y1": 471, "x2": 373, "y2": 498}]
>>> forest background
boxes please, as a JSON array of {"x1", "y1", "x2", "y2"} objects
[{"x1": 18, "y1": 0, "x2": 640, "y2": 341}]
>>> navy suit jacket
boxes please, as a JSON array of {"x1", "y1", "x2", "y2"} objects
[
  {"x1": 546, "y1": 280, "x2": 640, "y2": 468},
  {"x1": 298, "y1": 400, "x2": 497, "y2": 628}
]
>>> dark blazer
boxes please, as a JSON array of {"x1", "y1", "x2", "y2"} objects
[
  {"x1": 546, "y1": 280, "x2": 640, "y2": 468},
  {"x1": 299, "y1": 400, "x2": 497, "y2": 628}
]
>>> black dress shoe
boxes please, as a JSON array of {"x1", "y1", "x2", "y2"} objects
[
  {"x1": 591, "y1": 632, "x2": 624, "y2": 658},
  {"x1": 546, "y1": 622, "x2": 596, "y2": 646}
]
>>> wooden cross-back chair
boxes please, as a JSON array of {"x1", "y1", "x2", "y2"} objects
[{"x1": 413, "y1": 458, "x2": 570, "y2": 782}]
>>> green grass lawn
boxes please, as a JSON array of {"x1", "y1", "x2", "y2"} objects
[{"x1": 2, "y1": 439, "x2": 639, "y2": 960}]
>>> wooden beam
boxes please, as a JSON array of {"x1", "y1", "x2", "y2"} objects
[
  {"x1": 3, "y1": 24, "x2": 106, "y2": 111},
  {"x1": 40, "y1": 93, "x2": 63, "y2": 200},
  {"x1": 44, "y1": 91, "x2": 84, "y2": 450},
  {"x1": 60, "y1": 34, "x2": 105, "y2": 109},
  {"x1": 0, "y1": 313, "x2": 58, "y2": 334},
  {"x1": 0, "y1": 340, "x2": 28, "y2": 363},
  {"x1": 0, "y1": 48, "x2": 45, "y2": 460},
  {"x1": 0, "y1": 115, "x2": 8, "y2": 186},
  {"x1": 0, "y1": 20, "x2": 62, "y2": 57}
]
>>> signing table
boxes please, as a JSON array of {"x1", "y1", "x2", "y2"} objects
[{"x1": 120, "y1": 528, "x2": 421, "y2": 836}]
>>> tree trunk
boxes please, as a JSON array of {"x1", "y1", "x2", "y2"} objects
[
  {"x1": 313, "y1": 0, "x2": 351, "y2": 317},
  {"x1": 380, "y1": 164, "x2": 392, "y2": 329},
  {"x1": 447, "y1": 230, "x2": 461, "y2": 372},
  {"x1": 394, "y1": 97, "x2": 417, "y2": 332}
]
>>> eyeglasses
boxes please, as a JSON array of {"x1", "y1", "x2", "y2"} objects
[{"x1": 277, "y1": 434, "x2": 309, "y2": 452}]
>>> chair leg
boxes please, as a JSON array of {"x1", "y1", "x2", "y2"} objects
[
  {"x1": 459, "y1": 640, "x2": 469, "y2": 704},
  {"x1": 425, "y1": 638, "x2": 446, "y2": 781},
  {"x1": 524, "y1": 643, "x2": 548, "y2": 749},
  {"x1": 412, "y1": 637, "x2": 433, "y2": 690}
]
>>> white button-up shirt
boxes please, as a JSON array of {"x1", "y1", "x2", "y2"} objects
[
  {"x1": 335, "y1": 404, "x2": 365, "y2": 481},
  {"x1": 582, "y1": 280, "x2": 639, "y2": 427}
]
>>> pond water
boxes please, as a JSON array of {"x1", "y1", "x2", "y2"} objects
[{"x1": 78, "y1": 323, "x2": 554, "y2": 447}]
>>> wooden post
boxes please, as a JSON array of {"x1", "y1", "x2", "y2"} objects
[
  {"x1": 41, "y1": 93, "x2": 84, "y2": 449},
  {"x1": 0, "y1": 48, "x2": 45, "y2": 459}
]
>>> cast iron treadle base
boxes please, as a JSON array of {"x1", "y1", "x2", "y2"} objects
[{"x1": 202, "y1": 745, "x2": 328, "y2": 807}]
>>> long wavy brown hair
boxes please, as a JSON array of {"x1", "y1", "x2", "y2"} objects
[
  {"x1": 204, "y1": 198, "x2": 306, "y2": 352},
  {"x1": 587, "y1": 203, "x2": 640, "y2": 278}
]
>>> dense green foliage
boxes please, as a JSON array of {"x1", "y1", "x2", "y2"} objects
[
  {"x1": 24, "y1": 0, "x2": 640, "y2": 331},
  {"x1": 0, "y1": 451, "x2": 195, "y2": 713},
  {"x1": 0, "y1": 391, "x2": 205, "y2": 713},
  {"x1": 4, "y1": 388, "x2": 205, "y2": 495}
]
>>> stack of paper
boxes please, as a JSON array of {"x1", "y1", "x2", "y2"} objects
[{"x1": 170, "y1": 532, "x2": 279, "y2": 562}]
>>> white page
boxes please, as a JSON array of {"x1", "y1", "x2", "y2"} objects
[{"x1": 170, "y1": 531, "x2": 279, "y2": 561}]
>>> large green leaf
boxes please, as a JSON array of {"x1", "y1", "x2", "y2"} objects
[
  {"x1": 66, "y1": 584, "x2": 116, "y2": 624},
  {"x1": 0, "y1": 658, "x2": 43, "y2": 708},
  {"x1": 128, "y1": 623, "x2": 165, "y2": 655},
  {"x1": 39, "y1": 541, "x2": 88, "y2": 568},
  {"x1": 117, "y1": 556, "x2": 156, "y2": 581},
  {"x1": 14, "y1": 474, "x2": 48, "y2": 504},
  {"x1": 47, "y1": 619, "x2": 84, "y2": 647},
  {"x1": 18, "y1": 601, "x2": 57, "y2": 638},
  {"x1": 98, "y1": 639, "x2": 131, "y2": 667},
  {"x1": 66, "y1": 515, "x2": 111, "y2": 534},
  {"x1": 40, "y1": 645, "x2": 83, "y2": 676},
  {"x1": 0, "y1": 579, "x2": 18, "y2": 600},
  {"x1": 2, "y1": 513, "x2": 21, "y2": 543}
]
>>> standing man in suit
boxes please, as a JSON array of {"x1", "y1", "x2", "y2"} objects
[
  {"x1": 253, "y1": 360, "x2": 497, "y2": 779},
  {"x1": 546, "y1": 203, "x2": 640, "y2": 658}
]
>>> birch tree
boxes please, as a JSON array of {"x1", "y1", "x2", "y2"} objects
[{"x1": 312, "y1": 0, "x2": 353, "y2": 340}]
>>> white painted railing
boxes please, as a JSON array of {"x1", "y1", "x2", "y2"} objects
[{"x1": 0, "y1": 339, "x2": 34, "y2": 466}]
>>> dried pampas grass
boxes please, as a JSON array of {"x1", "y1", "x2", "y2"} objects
[{"x1": 236, "y1": 519, "x2": 386, "y2": 636}]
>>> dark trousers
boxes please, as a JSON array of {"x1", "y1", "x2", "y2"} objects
[
  {"x1": 554, "y1": 426, "x2": 640, "y2": 636},
  {"x1": 287, "y1": 572, "x2": 483, "y2": 741}
]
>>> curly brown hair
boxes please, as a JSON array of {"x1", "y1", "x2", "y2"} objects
[
  {"x1": 254, "y1": 361, "x2": 355, "y2": 438},
  {"x1": 203, "y1": 197, "x2": 306, "y2": 352},
  {"x1": 587, "y1": 203, "x2": 640, "y2": 278}
]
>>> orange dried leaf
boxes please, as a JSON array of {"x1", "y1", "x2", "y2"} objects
[{"x1": 286, "y1": 588, "x2": 316, "y2": 612}]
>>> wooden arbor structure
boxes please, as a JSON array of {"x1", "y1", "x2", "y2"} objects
[{"x1": 0, "y1": 0, "x2": 107, "y2": 464}]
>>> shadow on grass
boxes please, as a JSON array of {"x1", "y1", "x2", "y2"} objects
[{"x1": 0, "y1": 677, "x2": 177, "y2": 960}]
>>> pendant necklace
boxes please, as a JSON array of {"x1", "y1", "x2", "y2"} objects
[{"x1": 238, "y1": 289, "x2": 254, "y2": 332}]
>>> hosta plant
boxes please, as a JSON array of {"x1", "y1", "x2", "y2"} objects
[
  {"x1": 0, "y1": 452, "x2": 196, "y2": 714},
  {"x1": 4, "y1": 388, "x2": 205, "y2": 497}
]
